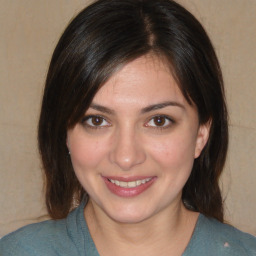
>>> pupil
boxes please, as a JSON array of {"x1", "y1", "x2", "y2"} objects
[
  {"x1": 154, "y1": 116, "x2": 165, "y2": 126},
  {"x1": 92, "y1": 117, "x2": 103, "y2": 126}
]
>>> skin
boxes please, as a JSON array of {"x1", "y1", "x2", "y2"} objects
[{"x1": 67, "y1": 55, "x2": 210, "y2": 256}]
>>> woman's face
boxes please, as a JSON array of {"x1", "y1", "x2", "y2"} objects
[{"x1": 67, "y1": 55, "x2": 209, "y2": 223}]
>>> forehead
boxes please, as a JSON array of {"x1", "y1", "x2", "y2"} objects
[{"x1": 93, "y1": 55, "x2": 187, "y2": 107}]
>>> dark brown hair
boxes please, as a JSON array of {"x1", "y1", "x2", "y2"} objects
[{"x1": 38, "y1": 0, "x2": 228, "y2": 221}]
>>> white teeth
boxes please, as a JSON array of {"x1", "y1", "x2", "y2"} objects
[
  {"x1": 109, "y1": 178, "x2": 152, "y2": 188},
  {"x1": 136, "y1": 180, "x2": 141, "y2": 186},
  {"x1": 128, "y1": 181, "x2": 136, "y2": 188},
  {"x1": 119, "y1": 181, "x2": 128, "y2": 188}
]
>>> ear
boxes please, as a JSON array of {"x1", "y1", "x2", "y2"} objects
[
  {"x1": 66, "y1": 132, "x2": 70, "y2": 153},
  {"x1": 194, "y1": 121, "x2": 211, "y2": 159}
]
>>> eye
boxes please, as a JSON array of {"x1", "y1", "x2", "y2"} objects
[
  {"x1": 82, "y1": 115, "x2": 110, "y2": 128},
  {"x1": 145, "y1": 115, "x2": 173, "y2": 128}
]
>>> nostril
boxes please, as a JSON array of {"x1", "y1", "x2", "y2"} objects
[
  {"x1": 109, "y1": 146, "x2": 146, "y2": 171},
  {"x1": 108, "y1": 130, "x2": 146, "y2": 170}
]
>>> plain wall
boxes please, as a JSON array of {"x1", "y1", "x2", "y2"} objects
[{"x1": 0, "y1": 0, "x2": 255, "y2": 237}]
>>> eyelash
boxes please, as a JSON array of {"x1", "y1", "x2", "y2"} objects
[
  {"x1": 81, "y1": 115, "x2": 111, "y2": 129},
  {"x1": 81, "y1": 115, "x2": 175, "y2": 130},
  {"x1": 145, "y1": 115, "x2": 174, "y2": 130}
]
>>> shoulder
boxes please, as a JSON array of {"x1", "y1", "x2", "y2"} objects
[
  {"x1": 198, "y1": 214, "x2": 256, "y2": 255},
  {"x1": 0, "y1": 202, "x2": 89, "y2": 256},
  {"x1": 0, "y1": 218, "x2": 79, "y2": 256}
]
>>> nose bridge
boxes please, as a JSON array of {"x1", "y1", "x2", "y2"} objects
[{"x1": 109, "y1": 123, "x2": 146, "y2": 171}]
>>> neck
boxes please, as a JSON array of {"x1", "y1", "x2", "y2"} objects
[{"x1": 84, "y1": 199, "x2": 199, "y2": 256}]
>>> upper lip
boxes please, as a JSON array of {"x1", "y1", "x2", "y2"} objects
[{"x1": 102, "y1": 175, "x2": 156, "y2": 182}]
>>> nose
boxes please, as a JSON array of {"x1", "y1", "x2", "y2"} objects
[{"x1": 109, "y1": 127, "x2": 146, "y2": 171}]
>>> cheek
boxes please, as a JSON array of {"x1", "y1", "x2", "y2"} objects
[
  {"x1": 148, "y1": 133, "x2": 197, "y2": 170},
  {"x1": 69, "y1": 136, "x2": 107, "y2": 171}
]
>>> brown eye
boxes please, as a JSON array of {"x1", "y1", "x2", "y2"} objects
[
  {"x1": 83, "y1": 115, "x2": 110, "y2": 128},
  {"x1": 153, "y1": 116, "x2": 166, "y2": 126},
  {"x1": 91, "y1": 116, "x2": 104, "y2": 126},
  {"x1": 146, "y1": 115, "x2": 173, "y2": 128}
]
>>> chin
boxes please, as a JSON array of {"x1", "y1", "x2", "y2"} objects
[
  {"x1": 108, "y1": 212, "x2": 150, "y2": 224},
  {"x1": 102, "y1": 203, "x2": 155, "y2": 224}
]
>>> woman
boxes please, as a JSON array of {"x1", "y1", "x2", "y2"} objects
[{"x1": 0, "y1": 0, "x2": 255, "y2": 255}]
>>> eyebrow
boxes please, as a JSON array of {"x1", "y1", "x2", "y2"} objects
[
  {"x1": 140, "y1": 101, "x2": 185, "y2": 113},
  {"x1": 89, "y1": 101, "x2": 185, "y2": 115},
  {"x1": 90, "y1": 103, "x2": 115, "y2": 114}
]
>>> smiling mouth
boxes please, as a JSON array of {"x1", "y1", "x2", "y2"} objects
[
  {"x1": 108, "y1": 177, "x2": 153, "y2": 188},
  {"x1": 103, "y1": 176, "x2": 156, "y2": 197}
]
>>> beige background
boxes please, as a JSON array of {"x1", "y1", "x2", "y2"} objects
[{"x1": 0, "y1": 0, "x2": 255, "y2": 237}]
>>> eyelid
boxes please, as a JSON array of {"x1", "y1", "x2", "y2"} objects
[
  {"x1": 145, "y1": 115, "x2": 174, "y2": 128},
  {"x1": 81, "y1": 115, "x2": 111, "y2": 128}
]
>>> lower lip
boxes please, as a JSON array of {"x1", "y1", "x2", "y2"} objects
[{"x1": 102, "y1": 177, "x2": 157, "y2": 197}]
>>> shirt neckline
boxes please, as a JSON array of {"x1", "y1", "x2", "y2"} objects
[{"x1": 77, "y1": 201, "x2": 204, "y2": 256}]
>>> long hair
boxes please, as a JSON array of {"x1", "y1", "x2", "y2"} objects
[{"x1": 38, "y1": 0, "x2": 228, "y2": 221}]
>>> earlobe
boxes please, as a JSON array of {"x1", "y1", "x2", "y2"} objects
[
  {"x1": 66, "y1": 134, "x2": 70, "y2": 153},
  {"x1": 194, "y1": 121, "x2": 211, "y2": 158}
]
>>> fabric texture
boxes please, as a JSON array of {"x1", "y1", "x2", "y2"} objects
[{"x1": 0, "y1": 201, "x2": 255, "y2": 256}]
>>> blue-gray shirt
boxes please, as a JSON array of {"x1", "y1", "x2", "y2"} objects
[{"x1": 0, "y1": 201, "x2": 255, "y2": 255}]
